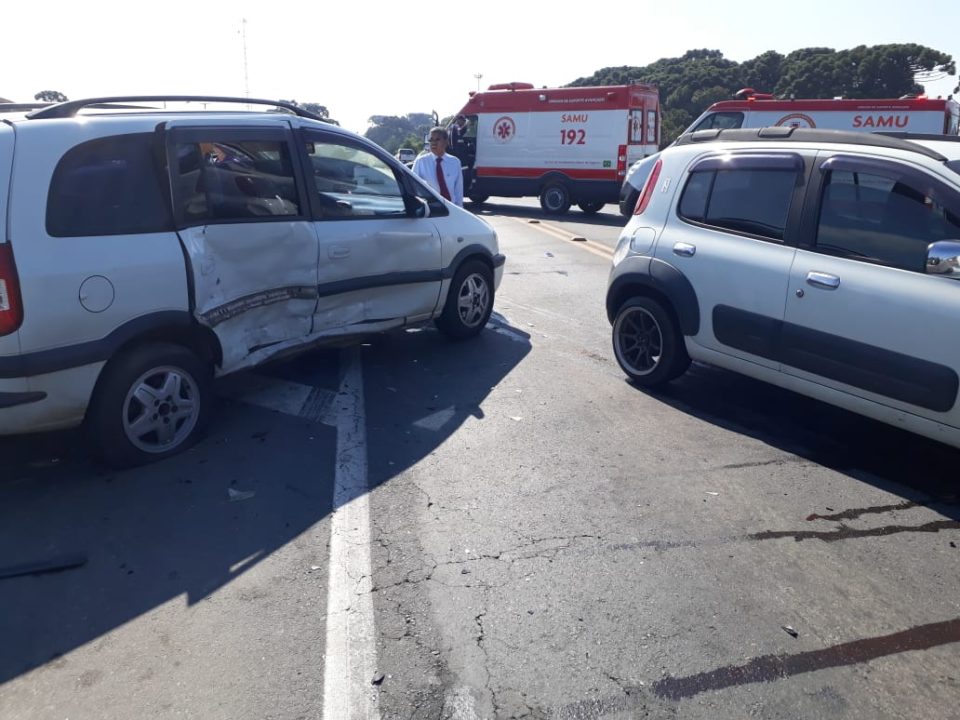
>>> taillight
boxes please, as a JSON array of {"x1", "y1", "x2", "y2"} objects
[
  {"x1": 0, "y1": 243, "x2": 24, "y2": 337},
  {"x1": 633, "y1": 158, "x2": 663, "y2": 215}
]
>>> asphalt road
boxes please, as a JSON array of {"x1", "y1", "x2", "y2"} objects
[{"x1": 2, "y1": 199, "x2": 959, "y2": 720}]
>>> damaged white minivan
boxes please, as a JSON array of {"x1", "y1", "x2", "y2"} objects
[{"x1": 0, "y1": 96, "x2": 504, "y2": 466}]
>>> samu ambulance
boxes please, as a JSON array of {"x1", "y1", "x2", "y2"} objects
[
  {"x1": 686, "y1": 88, "x2": 960, "y2": 135},
  {"x1": 449, "y1": 82, "x2": 660, "y2": 215},
  {"x1": 618, "y1": 88, "x2": 960, "y2": 215}
]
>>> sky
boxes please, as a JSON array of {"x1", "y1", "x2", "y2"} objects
[{"x1": 2, "y1": 0, "x2": 957, "y2": 135}]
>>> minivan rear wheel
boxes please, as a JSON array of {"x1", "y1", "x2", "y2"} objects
[
  {"x1": 89, "y1": 342, "x2": 213, "y2": 467},
  {"x1": 612, "y1": 297, "x2": 689, "y2": 387}
]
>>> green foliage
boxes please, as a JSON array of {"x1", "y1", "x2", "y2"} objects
[
  {"x1": 34, "y1": 90, "x2": 68, "y2": 102},
  {"x1": 365, "y1": 113, "x2": 434, "y2": 154},
  {"x1": 568, "y1": 44, "x2": 955, "y2": 146},
  {"x1": 278, "y1": 99, "x2": 330, "y2": 120}
]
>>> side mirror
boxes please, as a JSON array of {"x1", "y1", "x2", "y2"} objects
[
  {"x1": 926, "y1": 240, "x2": 960, "y2": 277},
  {"x1": 405, "y1": 195, "x2": 429, "y2": 219}
]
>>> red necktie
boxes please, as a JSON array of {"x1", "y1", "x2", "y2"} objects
[{"x1": 435, "y1": 156, "x2": 451, "y2": 201}]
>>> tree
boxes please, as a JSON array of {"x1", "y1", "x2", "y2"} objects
[
  {"x1": 34, "y1": 90, "x2": 68, "y2": 102},
  {"x1": 365, "y1": 113, "x2": 433, "y2": 154},
  {"x1": 277, "y1": 99, "x2": 330, "y2": 120}
]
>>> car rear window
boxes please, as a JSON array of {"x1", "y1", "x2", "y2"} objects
[
  {"x1": 47, "y1": 133, "x2": 172, "y2": 237},
  {"x1": 678, "y1": 156, "x2": 801, "y2": 242}
]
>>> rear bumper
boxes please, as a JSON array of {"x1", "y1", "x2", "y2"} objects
[{"x1": 0, "y1": 363, "x2": 103, "y2": 436}]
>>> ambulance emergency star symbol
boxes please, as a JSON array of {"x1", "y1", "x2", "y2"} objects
[{"x1": 496, "y1": 121, "x2": 512, "y2": 139}]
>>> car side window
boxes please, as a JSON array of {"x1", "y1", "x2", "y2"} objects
[
  {"x1": 173, "y1": 139, "x2": 300, "y2": 223},
  {"x1": 47, "y1": 134, "x2": 172, "y2": 237},
  {"x1": 678, "y1": 164, "x2": 799, "y2": 242},
  {"x1": 816, "y1": 169, "x2": 960, "y2": 272},
  {"x1": 302, "y1": 136, "x2": 406, "y2": 220}
]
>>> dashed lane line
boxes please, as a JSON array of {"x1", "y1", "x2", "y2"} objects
[{"x1": 503, "y1": 216, "x2": 615, "y2": 260}]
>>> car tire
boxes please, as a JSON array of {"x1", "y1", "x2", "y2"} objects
[
  {"x1": 612, "y1": 297, "x2": 690, "y2": 387},
  {"x1": 468, "y1": 193, "x2": 489, "y2": 205},
  {"x1": 435, "y1": 260, "x2": 494, "y2": 339},
  {"x1": 539, "y1": 183, "x2": 571, "y2": 215},
  {"x1": 88, "y1": 342, "x2": 214, "y2": 468},
  {"x1": 578, "y1": 200, "x2": 605, "y2": 215}
]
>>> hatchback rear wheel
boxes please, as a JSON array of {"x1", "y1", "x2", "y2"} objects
[{"x1": 612, "y1": 297, "x2": 689, "y2": 387}]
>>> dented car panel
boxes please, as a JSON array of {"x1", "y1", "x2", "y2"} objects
[
  {"x1": 312, "y1": 219, "x2": 442, "y2": 330},
  {"x1": 178, "y1": 221, "x2": 319, "y2": 372}
]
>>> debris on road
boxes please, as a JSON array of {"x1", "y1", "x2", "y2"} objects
[
  {"x1": 228, "y1": 488, "x2": 256, "y2": 502},
  {"x1": 545, "y1": 252, "x2": 554, "y2": 257},
  {"x1": 371, "y1": 673, "x2": 385, "y2": 686},
  {"x1": 781, "y1": 625, "x2": 799, "y2": 638},
  {"x1": 510, "y1": 416, "x2": 523, "y2": 422},
  {"x1": 528, "y1": 219, "x2": 540, "y2": 224},
  {"x1": 705, "y1": 492, "x2": 720, "y2": 496},
  {"x1": 0, "y1": 553, "x2": 87, "y2": 581}
]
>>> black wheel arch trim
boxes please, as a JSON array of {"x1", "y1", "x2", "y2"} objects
[
  {"x1": 606, "y1": 257, "x2": 700, "y2": 336},
  {"x1": 0, "y1": 311, "x2": 196, "y2": 379},
  {"x1": 442, "y1": 245, "x2": 504, "y2": 280}
]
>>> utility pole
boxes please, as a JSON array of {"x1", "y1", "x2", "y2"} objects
[
  {"x1": 474, "y1": 72, "x2": 483, "y2": 92},
  {"x1": 241, "y1": 18, "x2": 250, "y2": 101}
]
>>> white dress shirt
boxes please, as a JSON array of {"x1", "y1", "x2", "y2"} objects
[{"x1": 411, "y1": 152, "x2": 463, "y2": 207}]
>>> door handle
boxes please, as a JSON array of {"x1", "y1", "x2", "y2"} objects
[
  {"x1": 806, "y1": 271, "x2": 840, "y2": 290},
  {"x1": 673, "y1": 242, "x2": 696, "y2": 257},
  {"x1": 329, "y1": 246, "x2": 351, "y2": 259}
]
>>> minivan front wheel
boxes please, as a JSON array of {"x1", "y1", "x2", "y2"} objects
[
  {"x1": 435, "y1": 260, "x2": 494, "y2": 339},
  {"x1": 89, "y1": 342, "x2": 213, "y2": 467},
  {"x1": 612, "y1": 297, "x2": 689, "y2": 387}
]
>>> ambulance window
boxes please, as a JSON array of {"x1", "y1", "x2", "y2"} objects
[
  {"x1": 646, "y1": 110, "x2": 657, "y2": 143},
  {"x1": 693, "y1": 112, "x2": 744, "y2": 132}
]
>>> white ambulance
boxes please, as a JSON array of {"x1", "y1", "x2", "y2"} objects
[
  {"x1": 686, "y1": 88, "x2": 960, "y2": 135},
  {"x1": 618, "y1": 89, "x2": 960, "y2": 215},
  {"x1": 449, "y1": 82, "x2": 660, "y2": 215}
]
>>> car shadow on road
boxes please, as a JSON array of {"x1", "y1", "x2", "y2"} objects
[
  {"x1": 0, "y1": 322, "x2": 531, "y2": 685},
  {"x1": 470, "y1": 199, "x2": 627, "y2": 228},
  {"x1": 636, "y1": 362, "x2": 960, "y2": 520}
]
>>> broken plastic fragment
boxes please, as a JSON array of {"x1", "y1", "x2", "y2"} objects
[
  {"x1": 371, "y1": 673, "x2": 385, "y2": 686},
  {"x1": 781, "y1": 625, "x2": 799, "y2": 638},
  {"x1": 228, "y1": 488, "x2": 256, "y2": 502},
  {"x1": 705, "y1": 491, "x2": 719, "y2": 496}
]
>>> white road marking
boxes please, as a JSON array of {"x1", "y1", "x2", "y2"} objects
[
  {"x1": 413, "y1": 406, "x2": 457, "y2": 431},
  {"x1": 322, "y1": 347, "x2": 381, "y2": 720},
  {"x1": 220, "y1": 374, "x2": 337, "y2": 425}
]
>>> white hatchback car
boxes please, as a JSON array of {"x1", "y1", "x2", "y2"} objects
[
  {"x1": 0, "y1": 96, "x2": 504, "y2": 466},
  {"x1": 607, "y1": 127, "x2": 960, "y2": 449}
]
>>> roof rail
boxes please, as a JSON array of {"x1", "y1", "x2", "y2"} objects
[
  {"x1": 26, "y1": 95, "x2": 330, "y2": 122},
  {"x1": 675, "y1": 127, "x2": 948, "y2": 162},
  {"x1": 875, "y1": 131, "x2": 960, "y2": 144}
]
